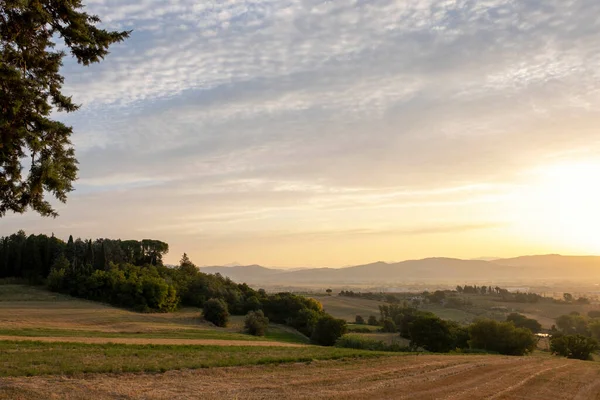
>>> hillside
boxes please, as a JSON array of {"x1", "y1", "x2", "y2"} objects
[{"x1": 200, "y1": 255, "x2": 600, "y2": 285}]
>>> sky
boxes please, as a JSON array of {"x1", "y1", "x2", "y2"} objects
[{"x1": 3, "y1": 0, "x2": 600, "y2": 267}]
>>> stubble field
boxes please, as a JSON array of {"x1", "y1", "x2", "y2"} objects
[{"x1": 2, "y1": 354, "x2": 600, "y2": 399}]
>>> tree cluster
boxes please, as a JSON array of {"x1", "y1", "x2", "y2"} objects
[
  {"x1": 376, "y1": 304, "x2": 537, "y2": 356},
  {"x1": 0, "y1": 232, "x2": 347, "y2": 346},
  {"x1": 506, "y1": 313, "x2": 542, "y2": 333}
]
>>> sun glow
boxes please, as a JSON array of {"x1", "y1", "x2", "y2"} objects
[{"x1": 519, "y1": 161, "x2": 600, "y2": 253}]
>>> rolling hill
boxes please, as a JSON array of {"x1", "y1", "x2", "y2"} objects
[{"x1": 200, "y1": 255, "x2": 600, "y2": 285}]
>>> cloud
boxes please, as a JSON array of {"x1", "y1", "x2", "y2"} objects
[{"x1": 4, "y1": 0, "x2": 600, "y2": 265}]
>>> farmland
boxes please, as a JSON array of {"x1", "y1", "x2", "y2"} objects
[
  {"x1": 2, "y1": 284, "x2": 600, "y2": 399},
  {"x1": 2, "y1": 354, "x2": 600, "y2": 399},
  {"x1": 313, "y1": 293, "x2": 600, "y2": 328}
]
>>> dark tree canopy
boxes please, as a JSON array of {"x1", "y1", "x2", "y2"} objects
[{"x1": 0, "y1": 0, "x2": 130, "y2": 217}]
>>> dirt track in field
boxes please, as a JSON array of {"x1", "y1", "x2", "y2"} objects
[
  {"x1": 2, "y1": 355, "x2": 600, "y2": 400},
  {"x1": 0, "y1": 335, "x2": 303, "y2": 347}
]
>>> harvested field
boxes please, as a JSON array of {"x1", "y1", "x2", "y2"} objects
[
  {"x1": 0, "y1": 335, "x2": 304, "y2": 347},
  {"x1": 1, "y1": 355, "x2": 599, "y2": 400}
]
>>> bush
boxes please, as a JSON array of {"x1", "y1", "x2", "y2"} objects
[
  {"x1": 367, "y1": 315, "x2": 379, "y2": 326},
  {"x1": 551, "y1": 334, "x2": 599, "y2": 360},
  {"x1": 203, "y1": 298, "x2": 229, "y2": 327},
  {"x1": 556, "y1": 314, "x2": 589, "y2": 335},
  {"x1": 347, "y1": 327, "x2": 373, "y2": 333},
  {"x1": 506, "y1": 313, "x2": 542, "y2": 333},
  {"x1": 335, "y1": 335, "x2": 410, "y2": 352},
  {"x1": 408, "y1": 315, "x2": 468, "y2": 353},
  {"x1": 311, "y1": 315, "x2": 347, "y2": 346},
  {"x1": 468, "y1": 319, "x2": 537, "y2": 356},
  {"x1": 244, "y1": 310, "x2": 269, "y2": 336},
  {"x1": 382, "y1": 318, "x2": 397, "y2": 333},
  {"x1": 355, "y1": 315, "x2": 365, "y2": 325}
]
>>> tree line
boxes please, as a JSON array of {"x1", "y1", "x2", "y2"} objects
[
  {"x1": 0, "y1": 231, "x2": 346, "y2": 346},
  {"x1": 361, "y1": 304, "x2": 538, "y2": 355}
]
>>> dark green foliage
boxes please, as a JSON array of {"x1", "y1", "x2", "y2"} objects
[
  {"x1": 563, "y1": 293, "x2": 574, "y2": 302},
  {"x1": 550, "y1": 334, "x2": 599, "y2": 360},
  {"x1": 49, "y1": 262, "x2": 178, "y2": 312},
  {"x1": 426, "y1": 290, "x2": 446, "y2": 304},
  {"x1": 262, "y1": 293, "x2": 323, "y2": 336},
  {"x1": 468, "y1": 319, "x2": 537, "y2": 356},
  {"x1": 0, "y1": 0, "x2": 130, "y2": 217},
  {"x1": 244, "y1": 310, "x2": 269, "y2": 336},
  {"x1": 355, "y1": 315, "x2": 365, "y2": 325},
  {"x1": 0, "y1": 232, "x2": 347, "y2": 346},
  {"x1": 555, "y1": 314, "x2": 589, "y2": 335},
  {"x1": 408, "y1": 316, "x2": 455, "y2": 352},
  {"x1": 203, "y1": 298, "x2": 230, "y2": 327},
  {"x1": 407, "y1": 315, "x2": 469, "y2": 353},
  {"x1": 381, "y1": 318, "x2": 397, "y2": 333},
  {"x1": 368, "y1": 315, "x2": 379, "y2": 326},
  {"x1": 379, "y1": 304, "x2": 437, "y2": 338},
  {"x1": 588, "y1": 320, "x2": 600, "y2": 341},
  {"x1": 506, "y1": 313, "x2": 542, "y2": 333},
  {"x1": 311, "y1": 315, "x2": 347, "y2": 346}
]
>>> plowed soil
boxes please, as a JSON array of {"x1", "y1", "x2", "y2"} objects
[{"x1": 2, "y1": 355, "x2": 599, "y2": 400}]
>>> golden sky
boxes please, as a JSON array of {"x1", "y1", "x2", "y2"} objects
[{"x1": 3, "y1": 0, "x2": 600, "y2": 267}]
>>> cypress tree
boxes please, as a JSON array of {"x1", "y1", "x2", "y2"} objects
[
  {"x1": 99, "y1": 241, "x2": 108, "y2": 271},
  {"x1": 85, "y1": 239, "x2": 94, "y2": 268}
]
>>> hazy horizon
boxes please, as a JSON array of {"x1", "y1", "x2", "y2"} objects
[{"x1": 3, "y1": 0, "x2": 600, "y2": 268}]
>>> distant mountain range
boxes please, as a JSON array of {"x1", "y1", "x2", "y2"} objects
[{"x1": 199, "y1": 255, "x2": 600, "y2": 285}]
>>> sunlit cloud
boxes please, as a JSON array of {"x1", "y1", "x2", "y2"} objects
[{"x1": 4, "y1": 0, "x2": 600, "y2": 266}]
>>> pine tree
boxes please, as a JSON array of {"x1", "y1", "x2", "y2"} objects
[{"x1": 0, "y1": 1, "x2": 130, "y2": 217}]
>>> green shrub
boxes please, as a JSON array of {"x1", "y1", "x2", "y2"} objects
[
  {"x1": 409, "y1": 315, "x2": 454, "y2": 352},
  {"x1": 311, "y1": 315, "x2": 347, "y2": 346},
  {"x1": 506, "y1": 313, "x2": 542, "y2": 333},
  {"x1": 381, "y1": 318, "x2": 397, "y2": 333},
  {"x1": 203, "y1": 298, "x2": 230, "y2": 327},
  {"x1": 367, "y1": 315, "x2": 378, "y2": 326},
  {"x1": 468, "y1": 319, "x2": 537, "y2": 356},
  {"x1": 355, "y1": 315, "x2": 365, "y2": 325},
  {"x1": 335, "y1": 335, "x2": 409, "y2": 352},
  {"x1": 551, "y1": 334, "x2": 599, "y2": 360},
  {"x1": 244, "y1": 310, "x2": 269, "y2": 336},
  {"x1": 347, "y1": 327, "x2": 373, "y2": 333}
]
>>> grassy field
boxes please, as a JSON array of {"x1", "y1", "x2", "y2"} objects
[
  {"x1": 0, "y1": 340, "x2": 388, "y2": 377},
  {"x1": 0, "y1": 285, "x2": 307, "y2": 343},
  {"x1": 2, "y1": 354, "x2": 600, "y2": 399}
]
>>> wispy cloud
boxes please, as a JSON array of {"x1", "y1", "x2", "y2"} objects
[{"x1": 4, "y1": 0, "x2": 600, "y2": 266}]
